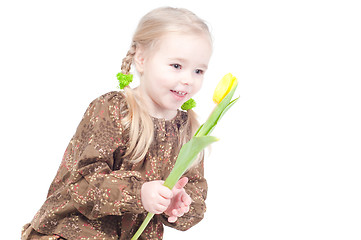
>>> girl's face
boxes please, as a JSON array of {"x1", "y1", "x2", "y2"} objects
[{"x1": 135, "y1": 33, "x2": 212, "y2": 120}]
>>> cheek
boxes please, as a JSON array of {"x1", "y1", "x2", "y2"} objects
[
  {"x1": 144, "y1": 68, "x2": 165, "y2": 88},
  {"x1": 153, "y1": 67, "x2": 173, "y2": 86},
  {"x1": 193, "y1": 79, "x2": 204, "y2": 95}
]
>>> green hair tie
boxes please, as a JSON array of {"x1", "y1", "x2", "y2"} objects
[
  {"x1": 117, "y1": 72, "x2": 133, "y2": 89},
  {"x1": 181, "y1": 98, "x2": 196, "y2": 110}
]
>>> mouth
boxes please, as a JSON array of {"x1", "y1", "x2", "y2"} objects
[{"x1": 170, "y1": 90, "x2": 188, "y2": 97}]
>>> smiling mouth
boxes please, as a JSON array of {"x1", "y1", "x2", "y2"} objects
[{"x1": 170, "y1": 90, "x2": 188, "y2": 96}]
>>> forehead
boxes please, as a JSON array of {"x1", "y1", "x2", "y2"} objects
[{"x1": 151, "y1": 33, "x2": 212, "y2": 63}]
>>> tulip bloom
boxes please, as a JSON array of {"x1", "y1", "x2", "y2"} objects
[
  {"x1": 213, "y1": 73, "x2": 238, "y2": 104},
  {"x1": 131, "y1": 73, "x2": 239, "y2": 240}
]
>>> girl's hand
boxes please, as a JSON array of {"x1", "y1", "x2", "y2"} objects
[
  {"x1": 141, "y1": 180, "x2": 173, "y2": 214},
  {"x1": 164, "y1": 177, "x2": 192, "y2": 223}
]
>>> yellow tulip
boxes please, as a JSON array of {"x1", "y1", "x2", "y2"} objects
[
  {"x1": 132, "y1": 73, "x2": 239, "y2": 240},
  {"x1": 213, "y1": 73, "x2": 238, "y2": 104}
]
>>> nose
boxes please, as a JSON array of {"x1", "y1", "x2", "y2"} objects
[
  {"x1": 181, "y1": 79, "x2": 189, "y2": 85},
  {"x1": 181, "y1": 72, "x2": 194, "y2": 86}
]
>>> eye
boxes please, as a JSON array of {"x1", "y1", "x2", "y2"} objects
[
  {"x1": 195, "y1": 69, "x2": 204, "y2": 75},
  {"x1": 171, "y1": 64, "x2": 182, "y2": 70}
]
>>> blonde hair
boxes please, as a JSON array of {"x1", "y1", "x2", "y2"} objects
[{"x1": 121, "y1": 7, "x2": 212, "y2": 163}]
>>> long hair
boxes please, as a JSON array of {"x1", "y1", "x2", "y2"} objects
[{"x1": 120, "y1": 7, "x2": 212, "y2": 163}]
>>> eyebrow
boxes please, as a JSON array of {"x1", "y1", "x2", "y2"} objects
[{"x1": 168, "y1": 58, "x2": 208, "y2": 70}]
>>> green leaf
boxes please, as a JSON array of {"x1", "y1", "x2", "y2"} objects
[
  {"x1": 196, "y1": 82, "x2": 238, "y2": 137},
  {"x1": 163, "y1": 136, "x2": 219, "y2": 189},
  {"x1": 194, "y1": 123, "x2": 204, "y2": 137},
  {"x1": 206, "y1": 96, "x2": 240, "y2": 135}
]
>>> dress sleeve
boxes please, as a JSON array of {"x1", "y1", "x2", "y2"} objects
[
  {"x1": 57, "y1": 92, "x2": 146, "y2": 220},
  {"x1": 159, "y1": 157, "x2": 208, "y2": 231}
]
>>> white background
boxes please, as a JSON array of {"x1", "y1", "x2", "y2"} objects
[{"x1": 1, "y1": 0, "x2": 360, "y2": 239}]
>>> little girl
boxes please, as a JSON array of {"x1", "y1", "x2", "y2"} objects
[{"x1": 22, "y1": 7, "x2": 213, "y2": 240}]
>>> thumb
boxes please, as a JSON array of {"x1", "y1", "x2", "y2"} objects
[{"x1": 174, "y1": 177, "x2": 188, "y2": 189}]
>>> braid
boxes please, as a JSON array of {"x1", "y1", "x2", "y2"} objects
[{"x1": 121, "y1": 42, "x2": 137, "y2": 74}]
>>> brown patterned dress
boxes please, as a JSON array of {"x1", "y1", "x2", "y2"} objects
[{"x1": 21, "y1": 91, "x2": 207, "y2": 240}]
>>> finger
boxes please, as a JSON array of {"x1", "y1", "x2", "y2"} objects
[
  {"x1": 175, "y1": 212, "x2": 184, "y2": 218},
  {"x1": 182, "y1": 205, "x2": 190, "y2": 214},
  {"x1": 176, "y1": 201, "x2": 185, "y2": 209},
  {"x1": 158, "y1": 186, "x2": 173, "y2": 199},
  {"x1": 150, "y1": 208, "x2": 163, "y2": 215},
  {"x1": 172, "y1": 208, "x2": 185, "y2": 217},
  {"x1": 172, "y1": 207, "x2": 186, "y2": 218},
  {"x1": 181, "y1": 193, "x2": 192, "y2": 206},
  {"x1": 157, "y1": 197, "x2": 171, "y2": 208},
  {"x1": 174, "y1": 207, "x2": 185, "y2": 217},
  {"x1": 168, "y1": 216, "x2": 177, "y2": 223},
  {"x1": 154, "y1": 204, "x2": 167, "y2": 214},
  {"x1": 174, "y1": 177, "x2": 189, "y2": 189},
  {"x1": 172, "y1": 209, "x2": 179, "y2": 216}
]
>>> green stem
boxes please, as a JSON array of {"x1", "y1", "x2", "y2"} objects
[{"x1": 131, "y1": 213, "x2": 155, "y2": 240}]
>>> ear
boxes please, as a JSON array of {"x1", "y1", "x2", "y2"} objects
[{"x1": 134, "y1": 45, "x2": 145, "y2": 74}]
